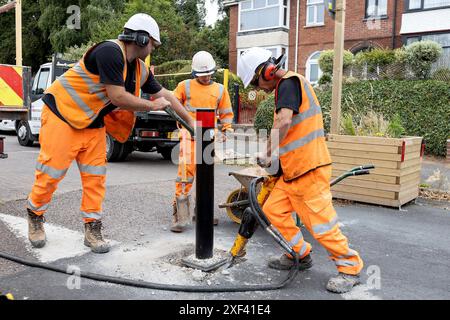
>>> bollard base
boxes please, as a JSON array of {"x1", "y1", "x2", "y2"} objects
[{"x1": 181, "y1": 250, "x2": 229, "y2": 272}]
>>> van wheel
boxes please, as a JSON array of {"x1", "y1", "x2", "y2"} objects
[
  {"x1": 159, "y1": 147, "x2": 175, "y2": 161},
  {"x1": 118, "y1": 142, "x2": 133, "y2": 161},
  {"x1": 16, "y1": 120, "x2": 35, "y2": 147},
  {"x1": 106, "y1": 134, "x2": 125, "y2": 162}
]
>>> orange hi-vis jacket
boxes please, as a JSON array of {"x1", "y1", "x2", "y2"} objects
[
  {"x1": 45, "y1": 40, "x2": 149, "y2": 143},
  {"x1": 173, "y1": 79, "x2": 233, "y2": 132},
  {"x1": 275, "y1": 71, "x2": 332, "y2": 181}
]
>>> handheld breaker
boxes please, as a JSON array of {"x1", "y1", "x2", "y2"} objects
[{"x1": 227, "y1": 165, "x2": 375, "y2": 268}]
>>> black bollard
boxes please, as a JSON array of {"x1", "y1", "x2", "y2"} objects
[
  {"x1": 181, "y1": 109, "x2": 228, "y2": 271},
  {"x1": 195, "y1": 109, "x2": 216, "y2": 259}
]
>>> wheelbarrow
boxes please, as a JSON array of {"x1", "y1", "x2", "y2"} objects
[{"x1": 219, "y1": 165, "x2": 375, "y2": 224}]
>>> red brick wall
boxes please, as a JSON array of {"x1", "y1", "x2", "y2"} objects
[
  {"x1": 229, "y1": 5, "x2": 239, "y2": 73},
  {"x1": 229, "y1": 0, "x2": 405, "y2": 76},
  {"x1": 294, "y1": 0, "x2": 404, "y2": 75}
]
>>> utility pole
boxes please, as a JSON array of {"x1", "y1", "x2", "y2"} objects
[
  {"x1": 15, "y1": 0, "x2": 22, "y2": 66},
  {"x1": 330, "y1": 0, "x2": 346, "y2": 134}
]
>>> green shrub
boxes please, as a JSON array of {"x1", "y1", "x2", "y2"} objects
[
  {"x1": 62, "y1": 41, "x2": 96, "y2": 61},
  {"x1": 386, "y1": 114, "x2": 406, "y2": 138},
  {"x1": 154, "y1": 60, "x2": 191, "y2": 75},
  {"x1": 341, "y1": 114, "x2": 356, "y2": 136},
  {"x1": 355, "y1": 48, "x2": 396, "y2": 72},
  {"x1": 405, "y1": 41, "x2": 443, "y2": 79},
  {"x1": 319, "y1": 73, "x2": 332, "y2": 85},
  {"x1": 254, "y1": 94, "x2": 275, "y2": 135},
  {"x1": 432, "y1": 68, "x2": 450, "y2": 81},
  {"x1": 316, "y1": 80, "x2": 450, "y2": 156},
  {"x1": 318, "y1": 50, "x2": 354, "y2": 74}
]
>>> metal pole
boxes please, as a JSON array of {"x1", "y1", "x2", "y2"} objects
[
  {"x1": 233, "y1": 83, "x2": 239, "y2": 124},
  {"x1": 330, "y1": 0, "x2": 346, "y2": 134},
  {"x1": 15, "y1": 0, "x2": 22, "y2": 66},
  {"x1": 195, "y1": 109, "x2": 216, "y2": 259}
]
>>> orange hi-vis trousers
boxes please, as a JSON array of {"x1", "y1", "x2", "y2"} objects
[
  {"x1": 27, "y1": 105, "x2": 107, "y2": 223},
  {"x1": 262, "y1": 165, "x2": 364, "y2": 275},
  {"x1": 175, "y1": 129, "x2": 196, "y2": 198}
]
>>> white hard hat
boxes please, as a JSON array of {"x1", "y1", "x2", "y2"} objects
[
  {"x1": 237, "y1": 47, "x2": 272, "y2": 88},
  {"x1": 192, "y1": 51, "x2": 216, "y2": 77},
  {"x1": 124, "y1": 13, "x2": 161, "y2": 46}
]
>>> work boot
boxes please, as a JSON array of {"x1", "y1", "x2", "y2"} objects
[
  {"x1": 170, "y1": 202, "x2": 185, "y2": 233},
  {"x1": 84, "y1": 220, "x2": 110, "y2": 254},
  {"x1": 268, "y1": 253, "x2": 313, "y2": 271},
  {"x1": 27, "y1": 209, "x2": 46, "y2": 248},
  {"x1": 326, "y1": 273, "x2": 361, "y2": 293}
]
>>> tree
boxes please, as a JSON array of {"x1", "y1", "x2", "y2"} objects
[
  {"x1": 174, "y1": 0, "x2": 206, "y2": 29},
  {"x1": 0, "y1": 0, "x2": 52, "y2": 72},
  {"x1": 193, "y1": 14, "x2": 229, "y2": 67},
  {"x1": 91, "y1": 0, "x2": 195, "y2": 65},
  {"x1": 37, "y1": 0, "x2": 124, "y2": 53}
]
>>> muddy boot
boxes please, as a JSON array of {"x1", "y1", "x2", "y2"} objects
[
  {"x1": 268, "y1": 253, "x2": 313, "y2": 271},
  {"x1": 326, "y1": 273, "x2": 361, "y2": 293},
  {"x1": 84, "y1": 220, "x2": 110, "y2": 254},
  {"x1": 27, "y1": 209, "x2": 46, "y2": 248},
  {"x1": 170, "y1": 201, "x2": 185, "y2": 233}
]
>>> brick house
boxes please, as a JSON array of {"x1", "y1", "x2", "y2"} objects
[{"x1": 224, "y1": 0, "x2": 450, "y2": 84}]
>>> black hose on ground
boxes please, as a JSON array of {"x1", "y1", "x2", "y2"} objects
[{"x1": 0, "y1": 180, "x2": 300, "y2": 293}]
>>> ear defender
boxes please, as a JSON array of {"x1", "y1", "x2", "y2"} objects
[
  {"x1": 118, "y1": 32, "x2": 150, "y2": 47},
  {"x1": 262, "y1": 57, "x2": 277, "y2": 81},
  {"x1": 136, "y1": 33, "x2": 150, "y2": 47},
  {"x1": 262, "y1": 54, "x2": 287, "y2": 81}
]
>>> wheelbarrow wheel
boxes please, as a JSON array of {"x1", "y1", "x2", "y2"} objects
[{"x1": 226, "y1": 188, "x2": 249, "y2": 224}]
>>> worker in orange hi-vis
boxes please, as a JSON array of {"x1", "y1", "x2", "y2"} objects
[
  {"x1": 170, "y1": 51, "x2": 234, "y2": 233},
  {"x1": 26, "y1": 14, "x2": 195, "y2": 254},
  {"x1": 237, "y1": 47, "x2": 363, "y2": 294}
]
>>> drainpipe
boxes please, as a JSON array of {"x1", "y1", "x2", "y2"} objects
[
  {"x1": 295, "y1": 0, "x2": 300, "y2": 72},
  {"x1": 392, "y1": 0, "x2": 398, "y2": 49}
]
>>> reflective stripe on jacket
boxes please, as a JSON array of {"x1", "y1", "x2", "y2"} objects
[
  {"x1": 275, "y1": 71, "x2": 332, "y2": 181},
  {"x1": 45, "y1": 40, "x2": 149, "y2": 142},
  {"x1": 174, "y1": 79, "x2": 233, "y2": 131}
]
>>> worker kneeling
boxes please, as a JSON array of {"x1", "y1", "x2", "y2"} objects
[
  {"x1": 237, "y1": 48, "x2": 363, "y2": 294},
  {"x1": 170, "y1": 51, "x2": 234, "y2": 233}
]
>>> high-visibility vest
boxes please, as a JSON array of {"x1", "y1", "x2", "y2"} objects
[
  {"x1": 175, "y1": 79, "x2": 233, "y2": 130},
  {"x1": 45, "y1": 40, "x2": 149, "y2": 142},
  {"x1": 275, "y1": 71, "x2": 332, "y2": 181}
]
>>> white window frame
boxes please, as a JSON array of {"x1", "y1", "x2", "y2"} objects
[
  {"x1": 306, "y1": 0, "x2": 325, "y2": 27},
  {"x1": 238, "y1": 0, "x2": 290, "y2": 33},
  {"x1": 305, "y1": 51, "x2": 323, "y2": 84},
  {"x1": 238, "y1": 45, "x2": 289, "y2": 73}
]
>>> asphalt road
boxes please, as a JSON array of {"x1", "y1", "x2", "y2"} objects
[{"x1": 0, "y1": 133, "x2": 449, "y2": 301}]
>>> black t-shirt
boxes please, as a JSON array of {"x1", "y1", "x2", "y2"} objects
[
  {"x1": 43, "y1": 41, "x2": 163, "y2": 128},
  {"x1": 275, "y1": 77, "x2": 302, "y2": 114}
]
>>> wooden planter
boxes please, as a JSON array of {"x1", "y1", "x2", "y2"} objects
[{"x1": 326, "y1": 134, "x2": 424, "y2": 208}]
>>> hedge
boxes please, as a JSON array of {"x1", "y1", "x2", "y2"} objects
[
  {"x1": 316, "y1": 80, "x2": 450, "y2": 156},
  {"x1": 254, "y1": 80, "x2": 449, "y2": 156}
]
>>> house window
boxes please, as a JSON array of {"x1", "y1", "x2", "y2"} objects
[
  {"x1": 306, "y1": 0, "x2": 325, "y2": 26},
  {"x1": 366, "y1": 0, "x2": 388, "y2": 18},
  {"x1": 406, "y1": 33, "x2": 450, "y2": 69},
  {"x1": 306, "y1": 51, "x2": 322, "y2": 84},
  {"x1": 407, "y1": 0, "x2": 450, "y2": 10},
  {"x1": 238, "y1": 46, "x2": 289, "y2": 71},
  {"x1": 239, "y1": 0, "x2": 289, "y2": 32}
]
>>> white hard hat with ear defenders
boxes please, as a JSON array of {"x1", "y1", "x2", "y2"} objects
[
  {"x1": 192, "y1": 51, "x2": 216, "y2": 77},
  {"x1": 237, "y1": 47, "x2": 272, "y2": 88},
  {"x1": 122, "y1": 13, "x2": 161, "y2": 46}
]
